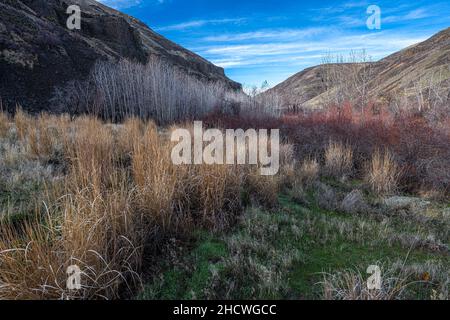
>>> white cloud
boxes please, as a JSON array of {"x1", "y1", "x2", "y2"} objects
[
  {"x1": 198, "y1": 32, "x2": 425, "y2": 69},
  {"x1": 203, "y1": 27, "x2": 326, "y2": 42},
  {"x1": 156, "y1": 18, "x2": 247, "y2": 31},
  {"x1": 96, "y1": 0, "x2": 157, "y2": 9},
  {"x1": 384, "y1": 8, "x2": 431, "y2": 23}
]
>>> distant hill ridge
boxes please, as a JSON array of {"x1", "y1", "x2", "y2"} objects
[{"x1": 267, "y1": 27, "x2": 450, "y2": 109}]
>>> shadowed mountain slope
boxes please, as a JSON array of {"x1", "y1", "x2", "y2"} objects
[{"x1": 0, "y1": 0, "x2": 241, "y2": 112}]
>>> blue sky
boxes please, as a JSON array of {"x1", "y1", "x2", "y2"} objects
[{"x1": 98, "y1": 0, "x2": 450, "y2": 88}]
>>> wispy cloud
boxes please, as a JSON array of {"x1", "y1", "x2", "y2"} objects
[
  {"x1": 310, "y1": 0, "x2": 368, "y2": 14},
  {"x1": 100, "y1": 0, "x2": 450, "y2": 86},
  {"x1": 156, "y1": 18, "x2": 247, "y2": 31},
  {"x1": 384, "y1": 8, "x2": 432, "y2": 23},
  {"x1": 97, "y1": 0, "x2": 166, "y2": 9},
  {"x1": 199, "y1": 32, "x2": 425, "y2": 69},
  {"x1": 203, "y1": 27, "x2": 326, "y2": 42},
  {"x1": 97, "y1": 0, "x2": 142, "y2": 9}
]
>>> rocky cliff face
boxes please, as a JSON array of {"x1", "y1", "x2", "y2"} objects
[{"x1": 0, "y1": 0, "x2": 241, "y2": 112}]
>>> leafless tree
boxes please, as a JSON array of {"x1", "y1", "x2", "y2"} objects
[
  {"x1": 60, "y1": 57, "x2": 282, "y2": 123},
  {"x1": 320, "y1": 50, "x2": 374, "y2": 111}
]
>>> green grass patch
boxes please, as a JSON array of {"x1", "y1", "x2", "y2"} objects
[
  {"x1": 139, "y1": 188, "x2": 449, "y2": 300},
  {"x1": 139, "y1": 234, "x2": 228, "y2": 300}
]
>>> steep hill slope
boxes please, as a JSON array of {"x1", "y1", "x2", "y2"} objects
[
  {"x1": 267, "y1": 28, "x2": 450, "y2": 109},
  {"x1": 0, "y1": 0, "x2": 241, "y2": 112}
]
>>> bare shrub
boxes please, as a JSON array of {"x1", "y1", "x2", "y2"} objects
[
  {"x1": 297, "y1": 158, "x2": 320, "y2": 187},
  {"x1": 315, "y1": 182, "x2": 340, "y2": 211},
  {"x1": 236, "y1": 83, "x2": 283, "y2": 118},
  {"x1": 282, "y1": 104, "x2": 449, "y2": 195},
  {"x1": 320, "y1": 50, "x2": 374, "y2": 110},
  {"x1": 290, "y1": 158, "x2": 320, "y2": 204},
  {"x1": 324, "y1": 141, "x2": 353, "y2": 179},
  {"x1": 279, "y1": 144, "x2": 295, "y2": 167},
  {"x1": 57, "y1": 57, "x2": 282, "y2": 124},
  {"x1": 279, "y1": 144, "x2": 296, "y2": 188},
  {"x1": 365, "y1": 149, "x2": 399, "y2": 195},
  {"x1": 410, "y1": 68, "x2": 450, "y2": 117}
]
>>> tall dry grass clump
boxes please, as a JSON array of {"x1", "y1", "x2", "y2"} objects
[
  {"x1": 131, "y1": 122, "x2": 184, "y2": 232},
  {"x1": 0, "y1": 181, "x2": 141, "y2": 299},
  {"x1": 0, "y1": 111, "x2": 10, "y2": 137},
  {"x1": 288, "y1": 158, "x2": 319, "y2": 204},
  {"x1": 14, "y1": 108, "x2": 31, "y2": 141},
  {"x1": 0, "y1": 110, "x2": 289, "y2": 299},
  {"x1": 246, "y1": 168, "x2": 280, "y2": 208},
  {"x1": 279, "y1": 144, "x2": 296, "y2": 188},
  {"x1": 26, "y1": 114, "x2": 62, "y2": 160},
  {"x1": 297, "y1": 158, "x2": 320, "y2": 187},
  {"x1": 192, "y1": 164, "x2": 243, "y2": 228},
  {"x1": 324, "y1": 140, "x2": 353, "y2": 179},
  {"x1": 0, "y1": 116, "x2": 143, "y2": 299},
  {"x1": 321, "y1": 267, "x2": 409, "y2": 300},
  {"x1": 365, "y1": 149, "x2": 399, "y2": 195},
  {"x1": 321, "y1": 260, "x2": 448, "y2": 300},
  {"x1": 116, "y1": 117, "x2": 145, "y2": 157}
]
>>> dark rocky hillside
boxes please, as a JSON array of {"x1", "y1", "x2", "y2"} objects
[{"x1": 0, "y1": 0, "x2": 241, "y2": 112}]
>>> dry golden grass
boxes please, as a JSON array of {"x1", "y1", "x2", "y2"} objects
[
  {"x1": 0, "y1": 115, "x2": 143, "y2": 299},
  {"x1": 117, "y1": 117, "x2": 145, "y2": 157},
  {"x1": 14, "y1": 108, "x2": 30, "y2": 141},
  {"x1": 279, "y1": 144, "x2": 295, "y2": 167},
  {"x1": 321, "y1": 268, "x2": 409, "y2": 300},
  {"x1": 321, "y1": 260, "x2": 449, "y2": 300},
  {"x1": 132, "y1": 123, "x2": 181, "y2": 231},
  {"x1": 33, "y1": 114, "x2": 59, "y2": 159},
  {"x1": 194, "y1": 164, "x2": 243, "y2": 228},
  {"x1": 0, "y1": 112, "x2": 279, "y2": 299},
  {"x1": 279, "y1": 144, "x2": 296, "y2": 188},
  {"x1": 246, "y1": 167, "x2": 280, "y2": 208},
  {"x1": 0, "y1": 112, "x2": 10, "y2": 137},
  {"x1": 324, "y1": 140, "x2": 353, "y2": 179},
  {"x1": 365, "y1": 149, "x2": 399, "y2": 195},
  {"x1": 297, "y1": 158, "x2": 320, "y2": 187}
]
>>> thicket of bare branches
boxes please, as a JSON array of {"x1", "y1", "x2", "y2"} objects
[
  {"x1": 320, "y1": 50, "x2": 375, "y2": 111},
  {"x1": 92, "y1": 58, "x2": 228, "y2": 123},
  {"x1": 320, "y1": 51, "x2": 449, "y2": 118},
  {"x1": 389, "y1": 76, "x2": 450, "y2": 120},
  {"x1": 53, "y1": 58, "x2": 282, "y2": 124},
  {"x1": 227, "y1": 85, "x2": 283, "y2": 118}
]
